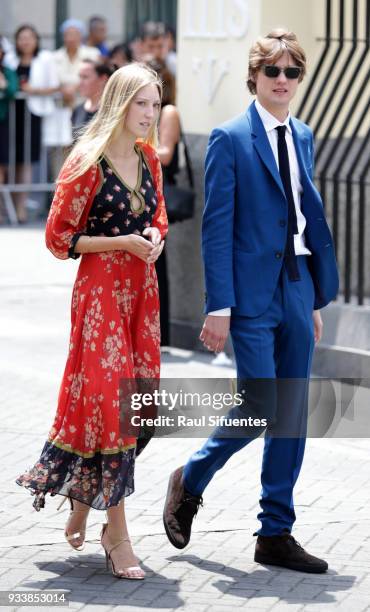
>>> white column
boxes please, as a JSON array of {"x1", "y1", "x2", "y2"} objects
[{"x1": 177, "y1": 0, "x2": 262, "y2": 135}]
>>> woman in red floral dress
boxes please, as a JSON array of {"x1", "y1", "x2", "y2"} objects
[{"x1": 16, "y1": 63, "x2": 168, "y2": 579}]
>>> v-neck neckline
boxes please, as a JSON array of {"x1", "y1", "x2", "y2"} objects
[{"x1": 103, "y1": 145, "x2": 143, "y2": 193}]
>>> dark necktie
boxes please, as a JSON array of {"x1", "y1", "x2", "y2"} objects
[{"x1": 276, "y1": 125, "x2": 300, "y2": 281}]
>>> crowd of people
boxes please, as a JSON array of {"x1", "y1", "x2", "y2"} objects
[{"x1": 0, "y1": 16, "x2": 179, "y2": 222}]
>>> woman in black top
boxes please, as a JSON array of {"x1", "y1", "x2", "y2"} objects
[
  {"x1": 147, "y1": 59, "x2": 181, "y2": 347},
  {"x1": 7, "y1": 25, "x2": 59, "y2": 222},
  {"x1": 71, "y1": 59, "x2": 114, "y2": 138}
]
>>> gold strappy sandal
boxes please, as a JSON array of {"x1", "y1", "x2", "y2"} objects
[
  {"x1": 100, "y1": 523, "x2": 145, "y2": 580},
  {"x1": 57, "y1": 496, "x2": 89, "y2": 552}
]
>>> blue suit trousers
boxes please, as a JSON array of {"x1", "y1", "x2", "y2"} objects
[{"x1": 183, "y1": 256, "x2": 315, "y2": 536}]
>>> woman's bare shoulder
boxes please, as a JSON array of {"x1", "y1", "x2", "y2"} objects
[{"x1": 160, "y1": 104, "x2": 180, "y2": 120}]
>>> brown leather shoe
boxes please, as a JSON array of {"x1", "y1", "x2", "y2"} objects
[
  {"x1": 254, "y1": 532, "x2": 328, "y2": 573},
  {"x1": 163, "y1": 466, "x2": 203, "y2": 549}
]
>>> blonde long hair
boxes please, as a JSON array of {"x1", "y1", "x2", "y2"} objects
[{"x1": 61, "y1": 62, "x2": 162, "y2": 183}]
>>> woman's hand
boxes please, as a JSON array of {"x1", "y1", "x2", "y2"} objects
[
  {"x1": 147, "y1": 240, "x2": 164, "y2": 263},
  {"x1": 74, "y1": 234, "x2": 165, "y2": 262},
  {"x1": 142, "y1": 227, "x2": 161, "y2": 246},
  {"x1": 123, "y1": 234, "x2": 154, "y2": 262},
  {"x1": 122, "y1": 234, "x2": 163, "y2": 263},
  {"x1": 20, "y1": 81, "x2": 33, "y2": 93}
]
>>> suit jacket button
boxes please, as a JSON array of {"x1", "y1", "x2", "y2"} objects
[
  {"x1": 279, "y1": 220, "x2": 286, "y2": 227},
  {"x1": 275, "y1": 251, "x2": 282, "y2": 259}
]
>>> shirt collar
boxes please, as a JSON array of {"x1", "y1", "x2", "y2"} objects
[{"x1": 255, "y1": 100, "x2": 292, "y2": 134}]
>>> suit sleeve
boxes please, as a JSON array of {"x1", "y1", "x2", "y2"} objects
[
  {"x1": 45, "y1": 160, "x2": 101, "y2": 260},
  {"x1": 203, "y1": 128, "x2": 236, "y2": 313}
]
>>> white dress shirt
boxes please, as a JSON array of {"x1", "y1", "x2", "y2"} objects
[
  {"x1": 53, "y1": 45, "x2": 100, "y2": 87},
  {"x1": 210, "y1": 100, "x2": 311, "y2": 317}
]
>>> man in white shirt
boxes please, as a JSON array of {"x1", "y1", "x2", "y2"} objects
[
  {"x1": 53, "y1": 19, "x2": 100, "y2": 108},
  {"x1": 163, "y1": 29, "x2": 338, "y2": 574}
]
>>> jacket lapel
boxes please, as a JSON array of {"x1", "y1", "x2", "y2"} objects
[
  {"x1": 289, "y1": 118, "x2": 311, "y2": 189},
  {"x1": 248, "y1": 102, "x2": 286, "y2": 199}
]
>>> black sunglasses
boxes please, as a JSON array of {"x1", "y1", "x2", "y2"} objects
[{"x1": 262, "y1": 65, "x2": 301, "y2": 79}]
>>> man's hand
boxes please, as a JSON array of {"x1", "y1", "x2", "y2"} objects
[
  {"x1": 313, "y1": 310, "x2": 323, "y2": 344},
  {"x1": 61, "y1": 84, "x2": 77, "y2": 106},
  {"x1": 200, "y1": 315, "x2": 230, "y2": 353}
]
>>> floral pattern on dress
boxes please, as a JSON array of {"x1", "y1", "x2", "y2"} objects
[
  {"x1": 17, "y1": 142, "x2": 167, "y2": 511},
  {"x1": 17, "y1": 441, "x2": 135, "y2": 511},
  {"x1": 112, "y1": 278, "x2": 137, "y2": 317}
]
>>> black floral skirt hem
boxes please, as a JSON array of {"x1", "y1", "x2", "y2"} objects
[{"x1": 16, "y1": 440, "x2": 136, "y2": 511}]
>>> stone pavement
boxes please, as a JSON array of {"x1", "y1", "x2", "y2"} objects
[{"x1": 1, "y1": 225, "x2": 370, "y2": 612}]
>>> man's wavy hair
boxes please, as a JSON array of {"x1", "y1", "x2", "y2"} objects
[{"x1": 247, "y1": 29, "x2": 307, "y2": 95}]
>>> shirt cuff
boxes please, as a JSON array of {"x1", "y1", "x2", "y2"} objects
[{"x1": 208, "y1": 308, "x2": 231, "y2": 316}]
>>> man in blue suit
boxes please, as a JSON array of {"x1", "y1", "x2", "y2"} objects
[{"x1": 163, "y1": 29, "x2": 338, "y2": 573}]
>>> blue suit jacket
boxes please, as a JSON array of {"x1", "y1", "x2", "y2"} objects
[{"x1": 202, "y1": 101, "x2": 339, "y2": 317}]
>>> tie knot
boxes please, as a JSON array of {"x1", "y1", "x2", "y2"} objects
[{"x1": 276, "y1": 125, "x2": 286, "y2": 137}]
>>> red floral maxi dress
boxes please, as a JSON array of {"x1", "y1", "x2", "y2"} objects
[{"x1": 16, "y1": 142, "x2": 168, "y2": 511}]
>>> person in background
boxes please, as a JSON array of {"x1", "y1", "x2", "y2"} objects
[
  {"x1": 6, "y1": 24, "x2": 59, "y2": 223},
  {"x1": 127, "y1": 37, "x2": 143, "y2": 62},
  {"x1": 108, "y1": 43, "x2": 132, "y2": 69},
  {"x1": 54, "y1": 19, "x2": 100, "y2": 109},
  {"x1": 147, "y1": 58, "x2": 181, "y2": 347},
  {"x1": 86, "y1": 16, "x2": 109, "y2": 57},
  {"x1": 72, "y1": 59, "x2": 114, "y2": 137},
  {"x1": 164, "y1": 25, "x2": 177, "y2": 76},
  {"x1": 0, "y1": 40, "x2": 18, "y2": 188},
  {"x1": 140, "y1": 22, "x2": 167, "y2": 63}
]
